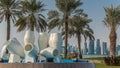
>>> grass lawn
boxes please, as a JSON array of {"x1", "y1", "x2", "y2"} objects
[
  {"x1": 85, "y1": 57, "x2": 120, "y2": 68},
  {"x1": 95, "y1": 63, "x2": 120, "y2": 68}
]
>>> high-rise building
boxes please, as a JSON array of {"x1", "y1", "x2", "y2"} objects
[
  {"x1": 73, "y1": 46, "x2": 78, "y2": 53},
  {"x1": 95, "y1": 39, "x2": 101, "y2": 55},
  {"x1": 83, "y1": 42, "x2": 88, "y2": 55},
  {"x1": 102, "y1": 42, "x2": 108, "y2": 55},
  {"x1": 116, "y1": 45, "x2": 120, "y2": 55},
  {"x1": 88, "y1": 40, "x2": 94, "y2": 55},
  {"x1": 67, "y1": 45, "x2": 73, "y2": 54}
]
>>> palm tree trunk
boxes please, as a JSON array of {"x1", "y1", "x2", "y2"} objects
[
  {"x1": 6, "y1": 12, "x2": 10, "y2": 53},
  {"x1": 7, "y1": 15, "x2": 10, "y2": 41},
  {"x1": 30, "y1": 24, "x2": 34, "y2": 31},
  {"x1": 109, "y1": 28, "x2": 116, "y2": 58},
  {"x1": 64, "y1": 16, "x2": 68, "y2": 58},
  {"x1": 77, "y1": 32, "x2": 82, "y2": 59}
]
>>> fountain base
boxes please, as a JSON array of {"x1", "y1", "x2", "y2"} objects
[{"x1": 0, "y1": 62, "x2": 95, "y2": 68}]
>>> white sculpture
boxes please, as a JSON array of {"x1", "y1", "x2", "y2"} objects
[
  {"x1": 0, "y1": 32, "x2": 64, "y2": 63},
  {"x1": 6, "y1": 38, "x2": 25, "y2": 58},
  {"x1": 38, "y1": 32, "x2": 48, "y2": 61},
  {"x1": 37, "y1": 54, "x2": 46, "y2": 62},
  {"x1": 0, "y1": 38, "x2": 24, "y2": 63},
  {"x1": 24, "y1": 30, "x2": 35, "y2": 45},
  {"x1": 54, "y1": 56, "x2": 60, "y2": 62},
  {"x1": 24, "y1": 43, "x2": 37, "y2": 63},
  {"x1": 38, "y1": 32, "x2": 48, "y2": 52},
  {"x1": 0, "y1": 42, "x2": 8, "y2": 58},
  {"x1": 9, "y1": 54, "x2": 21, "y2": 63},
  {"x1": 40, "y1": 47, "x2": 58, "y2": 58},
  {"x1": 49, "y1": 33, "x2": 63, "y2": 55}
]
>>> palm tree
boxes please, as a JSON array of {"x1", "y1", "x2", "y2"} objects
[
  {"x1": 15, "y1": 0, "x2": 47, "y2": 32},
  {"x1": 103, "y1": 6, "x2": 120, "y2": 58},
  {"x1": 0, "y1": 0, "x2": 21, "y2": 40},
  {"x1": 48, "y1": 0, "x2": 83, "y2": 58},
  {"x1": 0, "y1": 0, "x2": 21, "y2": 53},
  {"x1": 68, "y1": 14, "x2": 94, "y2": 59}
]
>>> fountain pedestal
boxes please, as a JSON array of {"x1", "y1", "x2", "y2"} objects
[{"x1": 0, "y1": 62, "x2": 95, "y2": 68}]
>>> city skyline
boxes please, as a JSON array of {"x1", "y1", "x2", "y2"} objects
[
  {"x1": 0, "y1": 0, "x2": 120, "y2": 49},
  {"x1": 82, "y1": 39, "x2": 120, "y2": 56}
]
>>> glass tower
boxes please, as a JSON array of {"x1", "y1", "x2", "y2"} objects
[
  {"x1": 83, "y1": 42, "x2": 88, "y2": 55},
  {"x1": 88, "y1": 40, "x2": 94, "y2": 55},
  {"x1": 102, "y1": 42, "x2": 108, "y2": 55},
  {"x1": 95, "y1": 39, "x2": 101, "y2": 55}
]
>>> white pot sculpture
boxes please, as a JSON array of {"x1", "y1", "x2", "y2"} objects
[
  {"x1": 24, "y1": 30, "x2": 35, "y2": 45},
  {"x1": 24, "y1": 43, "x2": 37, "y2": 63},
  {"x1": 49, "y1": 33, "x2": 63, "y2": 55},
  {"x1": 9, "y1": 54, "x2": 21, "y2": 63},
  {"x1": 0, "y1": 42, "x2": 8, "y2": 58},
  {"x1": 38, "y1": 32, "x2": 48, "y2": 51},
  {"x1": 40, "y1": 47, "x2": 58, "y2": 58},
  {"x1": 7, "y1": 38, "x2": 25, "y2": 58}
]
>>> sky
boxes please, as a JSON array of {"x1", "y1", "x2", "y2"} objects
[{"x1": 0, "y1": 0, "x2": 120, "y2": 50}]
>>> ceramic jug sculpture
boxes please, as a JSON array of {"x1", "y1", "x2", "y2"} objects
[
  {"x1": 0, "y1": 42, "x2": 8, "y2": 58},
  {"x1": 40, "y1": 47, "x2": 58, "y2": 58},
  {"x1": 49, "y1": 33, "x2": 63, "y2": 55},
  {"x1": 24, "y1": 30, "x2": 35, "y2": 45},
  {"x1": 38, "y1": 32, "x2": 48, "y2": 52},
  {"x1": 6, "y1": 38, "x2": 25, "y2": 58},
  {"x1": 9, "y1": 54, "x2": 21, "y2": 63},
  {"x1": 24, "y1": 43, "x2": 37, "y2": 63}
]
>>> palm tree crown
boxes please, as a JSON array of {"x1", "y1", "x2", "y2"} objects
[
  {"x1": 103, "y1": 6, "x2": 120, "y2": 30},
  {"x1": 15, "y1": 0, "x2": 47, "y2": 32},
  {"x1": 0, "y1": 0, "x2": 21, "y2": 40}
]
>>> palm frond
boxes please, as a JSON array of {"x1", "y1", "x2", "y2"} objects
[
  {"x1": 15, "y1": 16, "x2": 27, "y2": 32},
  {"x1": 15, "y1": 0, "x2": 47, "y2": 32},
  {"x1": 103, "y1": 5, "x2": 120, "y2": 30}
]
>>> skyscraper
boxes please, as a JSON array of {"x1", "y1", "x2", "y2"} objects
[
  {"x1": 95, "y1": 39, "x2": 101, "y2": 55},
  {"x1": 67, "y1": 45, "x2": 73, "y2": 54},
  {"x1": 83, "y1": 42, "x2": 88, "y2": 55},
  {"x1": 102, "y1": 42, "x2": 108, "y2": 55},
  {"x1": 116, "y1": 45, "x2": 120, "y2": 55},
  {"x1": 88, "y1": 40, "x2": 94, "y2": 55},
  {"x1": 73, "y1": 45, "x2": 78, "y2": 53}
]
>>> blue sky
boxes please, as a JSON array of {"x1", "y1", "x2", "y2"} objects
[{"x1": 0, "y1": 0, "x2": 120, "y2": 49}]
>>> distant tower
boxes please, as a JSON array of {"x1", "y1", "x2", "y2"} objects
[
  {"x1": 102, "y1": 42, "x2": 108, "y2": 55},
  {"x1": 73, "y1": 46, "x2": 78, "y2": 53},
  {"x1": 95, "y1": 39, "x2": 101, "y2": 55},
  {"x1": 67, "y1": 44, "x2": 73, "y2": 54},
  {"x1": 83, "y1": 42, "x2": 88, "y2": 55},
  {"x1": 116, "y1": 45, "x2": 120, "y2": 55},
  {"x1": 88, "y1": 40, "x2": 94, "y2": 55}
]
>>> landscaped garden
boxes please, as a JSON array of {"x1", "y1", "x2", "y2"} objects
[{"x1": 95, "y1": 63, "x2": 120, "y2": 68}]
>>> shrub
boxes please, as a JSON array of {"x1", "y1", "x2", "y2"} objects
[{"x1": 104, "y1": 56, "x2": 120, "y2": 66}]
